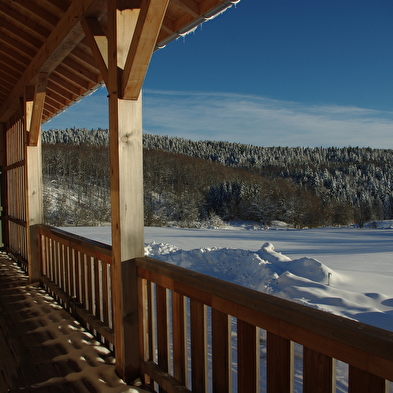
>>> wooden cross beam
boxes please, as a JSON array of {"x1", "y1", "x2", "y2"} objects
[
  {"x1": 28, "y1": 73, "x2": 48, "y2": 147},
  {"x1": 122, "y1": 0, "x2": 170, "y2": 99}
]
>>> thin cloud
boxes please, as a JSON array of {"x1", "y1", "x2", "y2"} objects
[{"x1": 143, "y1": 90, "x2": 393, "y2": 148}]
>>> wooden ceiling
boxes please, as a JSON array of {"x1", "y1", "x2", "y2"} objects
[{"x1": 0, "y1": 0, "x2": 239, "y2": 124}]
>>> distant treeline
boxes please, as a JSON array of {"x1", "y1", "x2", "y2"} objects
[{"x1": 42, "y1": 128, "x2": 393, "y2": 228}]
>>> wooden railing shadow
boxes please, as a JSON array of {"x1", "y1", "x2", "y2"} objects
[{"x1": 36, "y1": 224, "x2": 393, "y2": 393}]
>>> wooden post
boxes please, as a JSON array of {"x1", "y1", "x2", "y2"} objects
[
  {"x1": 24, "y1": 86, "x2": 44, "y2": 283},
  {"x1": 0, "y1": 123, "x2": 5, "y2": 248},
  {"x1": 107, "y1": 0, "x2": 144, "y2": 382}
]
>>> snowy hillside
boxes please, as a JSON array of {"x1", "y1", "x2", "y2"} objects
[{"x1": 43, "y1": 129, "x2": 393, "y2": 228}]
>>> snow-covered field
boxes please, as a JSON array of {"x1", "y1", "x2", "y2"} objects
[{"x1": 67, "y1": 222, "x2": 393, "y2": 332}]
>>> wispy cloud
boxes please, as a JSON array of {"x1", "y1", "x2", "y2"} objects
[
  {"x1": 43, "y1": 88, "x2": 393, "y2": 148},
  {"x1": 143, "y1": 90, "x2": 393, "y2": 148}
]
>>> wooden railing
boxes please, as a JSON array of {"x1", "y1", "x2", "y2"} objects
[
  {"x1": 135, "y1": 256, "x2": 393, "y2": 393},
  {"x1": 34, "y1": 226, "x2": 393, "y2": 392},
  {"x1": 37, "y1": 224, "x2": 114, "y2": 346}
]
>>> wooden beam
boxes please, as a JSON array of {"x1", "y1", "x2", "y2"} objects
[
  {"x1": 122, "y1": 0, "x2": 170, "y2": 99},
  {"x1": 0, "y1": 0, "x2": 106, "y2": 123},
  {"x1": 81, "y1": 17, "x2": 109, "y2": 86},
  {"x1": 107, "y1": 0, "x2": 144, "y2": 382},
  {"x1": 28, "y1": 73, "x2": 48, "y2": 146},
  {"x1": 24, "y1": 88, "x2": 43, "y2": 283},
  {"x1": 171, "y1": 0, "x2": 199, "y2": 18}
]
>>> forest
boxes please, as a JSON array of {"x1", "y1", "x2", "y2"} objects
[{"x1": 42, "y1": 128, "x2": 393, "y2": 228}]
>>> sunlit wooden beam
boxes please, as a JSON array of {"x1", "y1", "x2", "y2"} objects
[
  {"x1": 81, "y1": 17, "x2": 109, "y2": 86},
  {"x1": 28, "y1": 73, "x2": 48, "y2": 146},
  {"x1": 122, "y1": 0, "x2": 170, "y2": 99}
]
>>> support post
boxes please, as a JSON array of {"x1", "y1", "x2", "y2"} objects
[
  {"x1": 24, "y1": 87, "x2": 44, "y2": 283},
  {"x1": 0, "y1": 123, "x2": 5, "y2": 249},
  {"x1": 107, "y1": 0, "x2": 144, "y2": 382}
]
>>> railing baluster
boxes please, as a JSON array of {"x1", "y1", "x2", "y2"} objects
[
  {"x1": 70, "y1": 248, "x2": 76, "y2": 298},
  {"x1": 148, "y1": 281, "x2": 155, "y2": 364},
  {"x1": 138, "y1": 277, "x2": 149, "y2": 361},
  {"x1": 94, "y1": 258, "x2": 101, "y2": 320},
  {"x1": 59, "y1": 243, "x2": 65, "y2": 292},
  {"x1": 55, "y1": 240, "x2": 60, "y2": 287},
  {"x1": 81, "y1": 253, "x2": 87, "y2": 309},
  {"x1": 303, "y1": 346, "x2": 335, "y2": 393},
  {"x1": 212, "y1": 308, "x2": 231, "y2": 392},
  {"x1": 172, "y1": 291, "x2": 187, "y2": 386},
  {"x1": 348, "y1": 365, "x2": 388, "y2": 393},
  {"x1": 49, "y1": 238, "x2": 54, "y2": 283},
  {"x1": 102, "y1": 261, "x2": 109, "y2": 326},
  {"x1": 156, "y1": 284, "x2": 169, "y2": 392},
  {"x1": 190, "y1": 299, "x2": 207, "y2": 393},
  {"x1": 267, "y1": 331, "x2": 294, "y2": 393},
  {"x1": 138, "y1": 277, "x2": 155, "y2": 390},
  {"x1": 64, "y1": 245, "x2": 70, "y2": 295},
  {"x1": 238, "y1": 319, "x2": 258, "y2": 393},
  {"x1": 75, "y1": 250, "x2": 81, "y2": 302},
  {"x1": 87, "y1": 256, "x2": 93, "y2": 313}
]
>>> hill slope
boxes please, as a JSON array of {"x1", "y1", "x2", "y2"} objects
[{"x1": 42, "y1": 129, "x2": 393, "y2": 228}]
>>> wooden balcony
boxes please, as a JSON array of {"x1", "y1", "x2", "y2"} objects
[
  {"x1": 1, "y1": 3, "x2": 392, "y2": 390},
  {"x1": 2, "y1": 224, "x2": 391, "y2": 392}
]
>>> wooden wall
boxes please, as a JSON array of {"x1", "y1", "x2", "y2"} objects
[{"x1": 3, "y1": 115, "x2": 28, "y2": 266}]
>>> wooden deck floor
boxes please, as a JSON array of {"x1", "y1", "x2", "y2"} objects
[{"x1": 0, "y1": 253, "x2": 144, "y2": 393}]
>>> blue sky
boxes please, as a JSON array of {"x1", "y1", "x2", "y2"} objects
[{"x1": 43, "y1": 1, "x2": 393, "y2": 148}]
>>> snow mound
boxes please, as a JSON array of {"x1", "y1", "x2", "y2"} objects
[
  {"x1": 144, "y1": 240, "x2": 393, "y2": 334},
  {"x1": 288, "y1": 257, "x2": 335, "y2": 283},
  {"x1": 144, "y1": 242, "x2": 341, "y2": 295},
  {"x1": 145, "y1": 242, "x2": 273, "y2": 291},
  {"x1": 258, "y1": 242, "x2": 292, "y2": 263}
]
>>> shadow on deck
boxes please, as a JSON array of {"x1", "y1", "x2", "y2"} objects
[{"x1": 0, "y1": 253, "x2": 145, "y2": 393}]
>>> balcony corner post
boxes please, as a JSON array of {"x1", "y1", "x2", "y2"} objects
[{"x1": 24, "y1": 87, "x2": 44, "y2": 284}]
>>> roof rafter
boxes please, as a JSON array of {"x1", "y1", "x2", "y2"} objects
[
  {"x1": 0, "y1": 0, "x2": 239, "y2": 124},
  {"x1": 0, "y1": 0, "x2": 106, "y2": 122},
  {"x1": 171, "y1": 0, "x2": 198, "y2": 18}
]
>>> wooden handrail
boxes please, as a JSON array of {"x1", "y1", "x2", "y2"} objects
[
  {"x1": 37, "y1": 224, "x2": 112, "y2": 261},
  {"x1": 135, "y1": 256, "x2": 393, "y2": 392}
]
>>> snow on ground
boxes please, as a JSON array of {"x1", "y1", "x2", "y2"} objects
[{"x1": 67, "y1": 222, "x2": 393, "y2": 332}]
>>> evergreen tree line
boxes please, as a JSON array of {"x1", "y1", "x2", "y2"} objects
[{"x1": 42, "y1": 129, "x2": 393, "y2": 227}]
